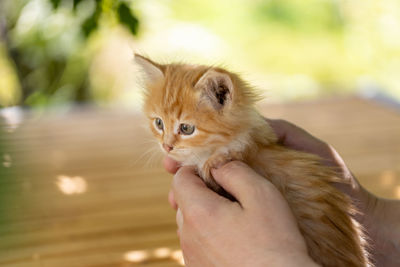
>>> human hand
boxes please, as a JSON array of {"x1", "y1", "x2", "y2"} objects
[
  {"x1": 172, "y1": 161, "x2": 318, "y2": 267},
  {"x1": 264, "y1": 119, "x2": 400, "y2": 267},
  {"x1": 162, "y1": 118, "x2": 360, "y2": 209},
  {"x1": 163, "y1": 119, "x2": 400, "y2": 267}
]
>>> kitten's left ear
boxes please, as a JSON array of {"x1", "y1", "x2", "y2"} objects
[
  {"x1": 134, "y1": 54, "x2": 164, "y2": 83},
  {"x1": 194, "y1": 69, "x2": 234, "y2": 110}
]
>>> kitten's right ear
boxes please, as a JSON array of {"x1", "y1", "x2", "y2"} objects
[
  {"x1": 134, "y1": 54, "x2": 164, "y2": 83},
  {"x1": 194, "y1": 69, "x2": 234, "y2": 111}
]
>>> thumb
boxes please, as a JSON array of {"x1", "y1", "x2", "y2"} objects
[{"x1": 211, "y1": 161, "x2": 274, "y2": 208}]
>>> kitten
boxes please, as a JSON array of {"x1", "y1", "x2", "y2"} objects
[{"x1": 136, "y1": 54, "x2": 371, "y2": 267}]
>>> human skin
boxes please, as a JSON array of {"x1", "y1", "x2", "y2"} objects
[
  {"x1": 172, "y1": 161, "x2": 319, "y2": 267},
  {"x1": 164, "y1": 119, "x2": 400, "y2": 267}
]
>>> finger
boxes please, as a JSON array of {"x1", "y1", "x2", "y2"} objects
[
  {"x1": 266, "y1": 119, "x2": 361, "y2": 199},
  {"x1": 211, "y1": 161, "x2": 275, "y2": 208},
  {"x1": 265, "y1": 119, "x2": 318, "y2": 146},
  {"x1": 265, "y1": 118, "x2": 288, "y2": 143},
  {"x1": 168, "y1": 190, "x2": 178, "y2": 210},
  {"x1": 172, "y1": 166, "x2": 222, "y2": 213},
  {"x1": 163, "y1": 156, "x2": 180, "y2": 174},
  {"x1": 266, "y1": 119, "x2": 336, "y2": 166}
]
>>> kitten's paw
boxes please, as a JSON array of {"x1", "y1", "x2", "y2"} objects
[
  {"x1": 200, "y1": 154, "x2": 238, "y2": 200},
  {"x1": 201, "y1": 154, "x2": 231, "y2": 191}
]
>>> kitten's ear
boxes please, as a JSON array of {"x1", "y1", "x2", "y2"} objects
[
  {"x1": 134, "y1": 54, "x2": 164, "y2": 83},
  {"x1": 194, "y1": 69, "x2": 234, "y2": 110}
]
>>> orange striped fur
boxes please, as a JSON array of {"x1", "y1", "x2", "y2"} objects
[{"x1": 137, "y1": 54, "x2": 371, "y2": 267}]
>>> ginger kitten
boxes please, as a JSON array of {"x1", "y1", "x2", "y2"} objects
[{"x1": 136, "y1": 54, "x2": 370, "y2": 267}]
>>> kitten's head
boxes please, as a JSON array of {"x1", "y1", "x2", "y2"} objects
[{"x1": 136, "y1": 54, "x2": 269, "y2": 163}]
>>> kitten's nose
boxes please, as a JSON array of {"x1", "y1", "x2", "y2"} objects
[{"x1": 163, "y1": 144, "x2": 173, "y2": 152}]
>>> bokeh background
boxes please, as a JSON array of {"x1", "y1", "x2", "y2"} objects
[
  {"x1": 1, "y1": 2, "x2": 400, "y2": 266},
  {"x1": 1, "y1": 0, "x2": 400, "y2": 110}
]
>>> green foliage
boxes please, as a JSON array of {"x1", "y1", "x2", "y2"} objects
[
  {"x1": 51, "y1": 0, "x2": 139, "y2": 38},
  {"x1": 73, "y1": 0, "x2": 84, "y2": 10},
  {"x1": 50, "y1": 0, "x2": 62, "y2": 9},
  {"x1": 0, "y1": 0, "x2": 140, "y2": 107},
  {"x1": 117, "y1": 2, "x2": 139, "y2": 35},
  {"x1": 254, "y1": 0, "x2": 344, "y2": 33},
  {"x1": 82, "y1": 2, "x2": 102, "y2": 37},
  {"x1": 1, "y1": 0, "x2": 399, "y2": 107}
]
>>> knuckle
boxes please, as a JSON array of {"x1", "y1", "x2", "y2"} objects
[{"x1": 184, "y1": 204, "x2": 212, "y2": 228}]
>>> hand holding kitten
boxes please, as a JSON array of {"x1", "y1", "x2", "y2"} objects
[
  {"x1": 165, "y1": 119, "x2": 400, "y2": 267},
  {"x1": 172, "y1": 161, "x2": 319, "y2": 267},
  {"x1": 137, "y1": 52, "x2": 398, "y2": 265}
]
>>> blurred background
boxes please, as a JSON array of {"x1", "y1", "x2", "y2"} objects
[
  {"x1": 1, "y1": 0, "x2": 399, "y2": 110},
  {"x1": 1, "y1": 2, "x2": 400, "y2": 266}
]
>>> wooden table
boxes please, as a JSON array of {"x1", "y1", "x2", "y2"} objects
[{"x1": 1, "y1": 97, "x2": 399, "y2": 267}]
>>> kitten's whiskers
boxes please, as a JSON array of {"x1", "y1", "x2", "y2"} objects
[{"x1": 131, "y1": 139, "x2": 162, "y2": 168}]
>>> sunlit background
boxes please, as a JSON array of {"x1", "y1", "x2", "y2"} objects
[
  {"x1": 1, "y1": 1, "x2": 400, "y2": 266},
  {"x1": 1, "y1": 0, "x2": 399, "y2": 110}
]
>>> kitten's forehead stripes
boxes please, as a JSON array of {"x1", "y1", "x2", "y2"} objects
[
  {"x1": 161, "y1": 65, "x2": 209, "y2": 111},
  {"x1": 163, "y1": 66, "x2": 186, "y2": 110},
  {"x1": 144, "y1": 60, "x2": 251, "y2": 148}
]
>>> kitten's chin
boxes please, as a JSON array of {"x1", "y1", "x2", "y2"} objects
[
  {"x1": 158, "y1": 146, "x2": 184, "y2": 162},
  {"x1": 167, "y1": 153, "x2": 182, "y2": 162},
  {"x1": 165, "y1": 151, "x2": 188, "y2": 163}
]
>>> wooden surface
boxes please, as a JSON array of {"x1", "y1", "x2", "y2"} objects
[{"x1": 0, "y1": 97, "x2": 399, "y2": 266}]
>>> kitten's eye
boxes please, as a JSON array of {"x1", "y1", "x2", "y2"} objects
[
  {"x1": 179, "y1": 123, "x2": 195, "y2": 135},
  {"x1": 155, "y1": 118, "x2": 164, "y2": 131}
]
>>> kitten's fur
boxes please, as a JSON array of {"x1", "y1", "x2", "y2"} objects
[{"x1": 137, "y1": 54, "x2": 370, "y2": 267}]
